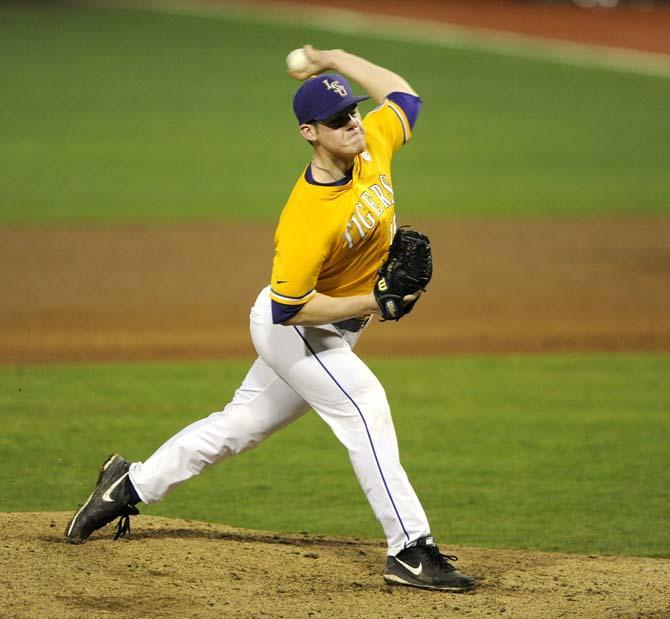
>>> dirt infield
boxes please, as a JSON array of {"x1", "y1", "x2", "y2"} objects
[
  {"x1": 3, "y1": 512, "x2": 669, "y2": 619},
  {"x1": 265, "y1": 0, "x2": 670, "y2": 55},
  {"x1": 2, "y1": 217, "x2": 669, "y2": 363}
]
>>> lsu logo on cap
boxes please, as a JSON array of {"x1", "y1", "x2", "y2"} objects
[{"x1": 322, "y1": 78, "x2": 347, "y2": 97}]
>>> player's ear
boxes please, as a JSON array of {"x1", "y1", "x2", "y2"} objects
[{"x1": 299, "y1": 123, "x2": 318, "y2": 144}]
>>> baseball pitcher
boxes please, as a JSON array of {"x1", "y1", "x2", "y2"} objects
[{"x1": 65, "y1": 45, "x2": 475, "y2": 593}]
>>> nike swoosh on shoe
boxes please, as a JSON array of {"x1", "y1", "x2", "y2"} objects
[
  {"x1": 396, "y1": 557, "x2": 423, "y2": 576},
  {"x1": 102, "y1": 472, "x2": 129, "y2": 502}
]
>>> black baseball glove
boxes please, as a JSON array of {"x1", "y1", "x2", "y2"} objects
[{"x1": 374, "y1": 227, "x2": 433, "y2": 321}]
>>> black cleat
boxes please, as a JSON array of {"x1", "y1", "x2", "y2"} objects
[
  {"x1": 384, "y1": 536, "x2": 475, "y2": 592},
  {"x1": 65, "y1": 454, "x2": 139, "y2": 544}
]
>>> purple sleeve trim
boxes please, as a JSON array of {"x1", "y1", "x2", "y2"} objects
[
  {"x1": 272, "y1": 299, "x2": 304, "y2": 324},
  {"x1": 387, "y1": 92, "x2": 422, "y2": 130}
]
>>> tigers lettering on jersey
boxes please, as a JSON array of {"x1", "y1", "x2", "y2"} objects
[
  {"x1": 343, "y1": 174, "x2": 395, "y2": 250},
  {"x1": 270, "y1": 94, "x2": 420, "y2": 316}
]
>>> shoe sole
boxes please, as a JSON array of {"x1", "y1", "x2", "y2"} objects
[
  {"x1": 383, "y1": 573, "x2": 475, "y2": 592},
  {"x1": 65, "y1": 454, "x2": 120, "y2": 544}
]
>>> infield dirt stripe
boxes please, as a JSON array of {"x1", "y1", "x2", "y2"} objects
[{"x1": 2, "y1": 217, "x2": 669, "y2": 363}]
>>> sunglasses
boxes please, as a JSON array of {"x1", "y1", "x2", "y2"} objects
[{"x1": 317, "y1": 105, "x2": 359, "y2": 129}]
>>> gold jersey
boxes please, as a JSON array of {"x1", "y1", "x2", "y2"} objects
[{"x1": 270, "y1": 97, "x2": 412, "y2": 308}]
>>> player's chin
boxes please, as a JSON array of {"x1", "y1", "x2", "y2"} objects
[{"x1": 348, "y1": 136, "x2": 366, "y2": 154}]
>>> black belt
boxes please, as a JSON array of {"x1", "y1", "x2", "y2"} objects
[{"x1": 333, "y1": 316, "x2": 371, "y2": 333}]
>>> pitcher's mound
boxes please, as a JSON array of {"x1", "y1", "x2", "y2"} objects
[{"x1": 3, "y1": 512, "x2": 668, "y2": 618}]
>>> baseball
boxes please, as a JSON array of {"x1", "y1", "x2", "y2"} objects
[{"x1": 286, "y1": 48, "x2": 309, "y2": 73}]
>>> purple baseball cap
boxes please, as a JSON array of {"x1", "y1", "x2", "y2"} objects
[{"x1": 292, "y1": 73, "x2": 370, "y2": 124}]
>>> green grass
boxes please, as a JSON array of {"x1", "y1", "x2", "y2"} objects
[
  {"x1": 1, "y1": 355, "x2": 668, "y2": 557},
  {"x1": 1, "y1": 4, "x2": 669, "y2": 223}
]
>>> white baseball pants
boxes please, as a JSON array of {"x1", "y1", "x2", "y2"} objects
[{"x1": 129, "y1": 287, "x2": 431, "y2": 555}]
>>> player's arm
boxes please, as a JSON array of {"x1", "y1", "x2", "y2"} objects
[
  {"x1": 289, "y1": 45, "x2": 417, "y2": 103},
  {"x1": 274, "y1": 291, "x2": 421, "y2": 327},
  {"x1": 279, "y1": 292, "x2": 377, "y2": 326}
]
